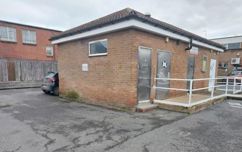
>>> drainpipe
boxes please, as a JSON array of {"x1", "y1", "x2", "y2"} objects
[{"x1": 185, "y1": 38, "x2": 193, "y2": 51}]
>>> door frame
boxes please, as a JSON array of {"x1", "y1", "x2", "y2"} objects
[
  {"x1": 137, "y1": 46, "x2": 152, "y2": 103},
  {"x1": 186, "y1": 55, "x2": 195, "y2": 89},
  {"x1": 155, "y1": 50, "x2": 172, "y2": 100}
]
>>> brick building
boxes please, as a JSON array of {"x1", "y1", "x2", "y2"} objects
[
  {"x1": 212, "y1": 36, "x2": 242, "y2": 76},
  {"x1": 51, "y1": 8, "x2": 224, "y2": 109},
  {"x1": 0, "y1": 20, "x2": 60, "y2": 61},
  {"x1": 0, "y1": 20, "x2": 61, "y2": 86}
]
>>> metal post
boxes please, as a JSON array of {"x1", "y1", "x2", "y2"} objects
[
  {"x1": 225, "y1": 77, "x2": 229, "y2": 95},
  {"x1": 188, "y1": 79, "x2": 193, "y2": 106},
  {"x1": 211, "y1": 78, "x2": 214, "y2": 98},
  {"x1": 233, "y1": 77, "x2": 236, "y2": 94},
  {"x1": 240, "y1": 78, "x2": 242, "y2": 92}
]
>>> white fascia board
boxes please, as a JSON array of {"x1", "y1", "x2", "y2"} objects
[
  {"x1": 193, "y1": 40, "x2": 224, "y2": 52},
  {"x1": 52, "y1": 19, "x2": 223, "y2": 52},
  {"x1": 51, "y1": 20, "x2": 138, "y2": 44}
]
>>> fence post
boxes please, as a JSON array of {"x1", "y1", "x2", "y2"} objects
[
  {"x1": 225, "y1": 77, "x2": 229, "y2": 95},
  {"x1": 188, "y1": 79, "x2": 193, "y2": 106},
  {"x1": 233, "y1": 77, "x2": 236, "y2": 94}
]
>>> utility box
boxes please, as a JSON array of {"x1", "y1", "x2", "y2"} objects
[{"x1": 231, "y1": 58, "x2": 240, "y2": 65}]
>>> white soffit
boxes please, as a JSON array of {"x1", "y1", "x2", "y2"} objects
[{"x1": 52, "y1": 19, "x2": 224, "y2": 52}]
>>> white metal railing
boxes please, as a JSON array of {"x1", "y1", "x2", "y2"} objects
[{"x1": 153, "y1": 76, "x2": 242, "y2": 107}]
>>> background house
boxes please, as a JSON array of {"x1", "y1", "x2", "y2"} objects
[
  {"x1": 51, "y1": 8, "x2": 224, "y2": 109},
  {"x1": 0, "y1": 20, "x2": 61, "y2": 88},
  {"x1": 212, "y1": 36, "x2": 242, "y2": 76}
]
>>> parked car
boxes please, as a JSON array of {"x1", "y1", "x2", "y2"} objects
[{"x1": 41, "y1": 72, "x2": 59, "y2": 95}]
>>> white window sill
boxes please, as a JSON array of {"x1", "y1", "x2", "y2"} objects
[
  {"x1": 0, "y1": 39, "x2": 17, "y2": 43},
  {"x1": 89, "y1": 53, "x2": 108, "y2": 57},
  {"x1": 22, "y1": 42, "x2": 37, "y2": 45}
]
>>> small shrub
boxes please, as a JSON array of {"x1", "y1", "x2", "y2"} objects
[{"x1": 64, "y1": 90, "x2": 80, "y2": 101}]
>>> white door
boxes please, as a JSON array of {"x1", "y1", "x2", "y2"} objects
[{"x1": 209, "y1": 59, "x2": 216, "y2": 91}]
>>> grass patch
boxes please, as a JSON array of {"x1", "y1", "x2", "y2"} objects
[{"x1": 64, "y1": 90, "x2": 80, "y2": 101}]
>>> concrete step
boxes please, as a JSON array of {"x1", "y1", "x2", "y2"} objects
[{"x1": 136, "y1": 103, "x2": 158, "y2": 112}]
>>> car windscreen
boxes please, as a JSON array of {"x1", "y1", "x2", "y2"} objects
[{"x1": 46, "y1": 73, "x2": 55, "y2": 78}]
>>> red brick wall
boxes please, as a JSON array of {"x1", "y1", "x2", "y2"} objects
[
  {"x1": 58, "y1": 29, "x2": 137, "y2": 108},
  {"x1": 217, "y1": 47, "x2": 242, "y2": 76},
  {"x1": 132, "y1": 30, "x2": 218, "y2": 98},
  {"x1": 0, "y1": 21, "x2": 60, "y2": 61},
  {"x1": 57, "y1": 29, "x2": 219, "y2": 108}
]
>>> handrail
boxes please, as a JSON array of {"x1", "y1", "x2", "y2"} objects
[
  {"x1": 155, "y1": 86, "x2": 188, "y2": 91},
  {"x1": 155, "y1": 78, "x2": 191, "y2": 81},
  {"x1": 153, "y1": 76, "x2": 242, "y2": 107},
  {"x1": 155, "y1": 77, "x2": 228, "y2": 81},
  {"x1": 154, "y1": 84, "x2": 227, "y2": 92}
]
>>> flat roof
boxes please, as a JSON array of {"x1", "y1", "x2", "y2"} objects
[
  {"x1": 0, "y1": 20, "x2": 62, "y2": 32},
  {"x1": 212, "y1": 35, "x2": 242, "y2": 44},
  {"x1": 211, "y1": 35, "x2": 242, "y2": 40}
]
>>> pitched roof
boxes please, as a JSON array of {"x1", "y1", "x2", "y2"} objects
[{"x1": 51, "y1": 8, "x2": 224, "y2": 49}]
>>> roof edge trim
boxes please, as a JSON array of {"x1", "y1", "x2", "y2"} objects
[{"x1": 51, "y1": 19, "x2": 224, "y2": 52}]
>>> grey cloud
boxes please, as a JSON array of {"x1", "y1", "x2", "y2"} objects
[{"x1": 0, "y1": 0, "x2": 242, "y2": 38}]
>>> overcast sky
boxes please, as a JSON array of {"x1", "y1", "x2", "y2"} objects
[{"x1": 0, "y1": 0, "x2": 241, "y2": 39}]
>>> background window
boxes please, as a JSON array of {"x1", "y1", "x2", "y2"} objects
[
  {"x1": 0, "y1": 26, "x2": 16, "y2": 42},
  {"x1": 201, "y1": 55, "x2": 208, "y2": 72},
  {"x1": 224, "y1": 43, "x2": 241, "y2": 50},
  {"x1": 46, "y1": 46, "x2": 54, "y2": 56},
  {"x1": 89, "y1": 39, "x2": 107, "y2": 56},
  {"x1": 22, "y1": 30, "x2": 36, "y2": 44}
]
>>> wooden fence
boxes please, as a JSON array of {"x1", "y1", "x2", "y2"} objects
[{"x1": 0, "y1": 59, "x2": 57, "y2": 82}]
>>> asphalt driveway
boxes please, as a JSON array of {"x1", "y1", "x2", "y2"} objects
[{"x1": 0, "y1": 88, "x2": 242, "y2": 152}]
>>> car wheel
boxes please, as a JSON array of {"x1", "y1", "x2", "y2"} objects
[
  {"x1": 53, "y1": 87, "x2": 59, "y2": 96},
  {"x1": 43, "y1": 90, "x2": 49, "y2": 94}
]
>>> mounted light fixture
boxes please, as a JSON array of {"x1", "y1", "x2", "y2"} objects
[{"x1": 165, "y1": 37, "x2": 169, "y2": 43}]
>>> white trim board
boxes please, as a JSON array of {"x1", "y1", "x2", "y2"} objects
[{"x1": 52, "y1": 19, "x2": 224, "y2": 52}]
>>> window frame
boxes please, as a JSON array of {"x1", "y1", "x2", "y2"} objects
[
  {"x1": 201, "y1": 55, "x2": 208, "y2": 72},
  {"x1": 224, "y1": 42, "x2": 241, "y2": 50},
  {"x1": 0, "y1": 26, "x2": 17, "y2": 42},
  {"x1": 22, "y1": 30, "x2": 37, "y2": 45},
  {"x1": 88, "y1": 39, "x2": 108, "y2": 57},
  {"x1": 46, "y1": 46, "x2": 54, "y2": 57}
]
